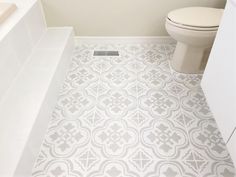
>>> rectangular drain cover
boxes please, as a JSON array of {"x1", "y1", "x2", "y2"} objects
[{"x1": 93, "y1": 51, "x2": 119, "y2": 56}]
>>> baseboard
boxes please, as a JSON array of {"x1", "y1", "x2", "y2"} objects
[{"x1": 74, "y1": 36, "x2": 176, "y2": 45}]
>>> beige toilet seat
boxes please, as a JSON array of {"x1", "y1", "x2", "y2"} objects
[
  {"x1": 167, "y1": 7, "x2": 224, "y2": 31},
  {"x1": 166, "y1": 18, "x2": 218, "y2": 31}
]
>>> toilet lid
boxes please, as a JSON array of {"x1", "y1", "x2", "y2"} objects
[{"x1": 167, "y1": 7, "x2": 224, "y2": 28}]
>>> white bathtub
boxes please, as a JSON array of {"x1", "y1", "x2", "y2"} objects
[{"x1": 0, "y1": 1, "x2": 74, "y2": 177}]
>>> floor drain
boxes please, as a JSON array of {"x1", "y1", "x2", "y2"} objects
[{"x1": 93, "y1": 51, "x2": 119, "y2": 56}]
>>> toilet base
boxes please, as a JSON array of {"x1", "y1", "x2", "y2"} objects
[{"x1": 171, "y1": 42, "x2": 211, "y2": 74}]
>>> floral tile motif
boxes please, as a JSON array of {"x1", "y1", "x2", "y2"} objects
[
  {"x1": 126, "y1": 81, "x2": 149, "y2": 97},
  {"x1": 138, "y1": 67, "x2": 171, "y2": 89},
  {"x1": 139, "y1": 89, "x2": 179, "y2": 118},
  {"x1": 91, "y1": 58, "x2": 113, "y2": 74},
  {"x1": 201, "y1": 161, "x2": 236, "y2": 177},
  {"x1": 58, "y1": 89, "x2": 95, "y2": 118},
  {"x1": 32, "y1": 160, "x2": 82, "y2": 177},
  {"x1": 172, "y1": 71, "x2": 203, "y2": 89},
  {"x1": 126, "y1": 59, "x2": 146, "y2": 73},
  {"x1": 141, "y1": 119, "x2": 188, "y2": 158},
  {"x1": 181, "y1": 88, "x2": 213, "y2": 119},
  {"x1": 163, "y1": 80, "x2": 188, "y2": 98},
  {"x1": 44, "y1": 120, "x2": 90, "y2": 157},
  {"x1": 98, "y1": 89, "x2": 136, "y2": 118},
  {"x1": 153, "y1": 44, "x2": 168, "y2": 55},
  {"x1": 88, "y1": 161, "x2": 140, "y2": 177},
  {"x1": 74, "y1": 148, "x2": 101, "y2": 171},
  {"x1": 182, "y1": 149, "x2": 209, "y2": 174},
  {"x1": 146, "y1": 161, "x2": 199, "y2": 177},
  {"x1": 187, "y1": 146, "x2": 235, "y2": 177},
  {"x1": 80, "y1": 108, "x2": 108, "y2": 128},
  {"x1": 60, "y1": 79, "x2": 74, "y2": 95},
  {"x1": 32, "y1": 43, "x2": 235, "y2": 177},
  {"x1": 126, "y1": 110, "x2": 152, "y2": 128},
  {"x1": 93, "y1": 119, "x2": 138, "y2": 157},
  {"x1": 137, "y1": 49, "x2": 166, "y2": 66},
  {"x1": 189, "y1": 120, "x2": 230, "y2": 160},
  {"x1": 67, "y1": 67, "x2": 98, "y2": 88},
  {"x1": 46, "y1": 107, "x2": 67, "y2": 129},
  {"x1": 102, "y1": 66, "x2": 135, "y2": 88},
  {"x1": 109, "y1": 52, "x2": 133, "y2": 66},
  {"x1": 128, "y1": 148, "x2": 154, "y2": 172},
  {"x1": 170, "y1": 110, "x2": 196, "y2": 128}
]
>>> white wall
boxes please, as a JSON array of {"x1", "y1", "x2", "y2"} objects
[{"x1": 41, "y1": 0, "x2": 226, "y2": 36}]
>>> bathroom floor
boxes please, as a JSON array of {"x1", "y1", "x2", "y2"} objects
[{"x1": 32, "y1": 42, "x2": 235, "y2": 177}]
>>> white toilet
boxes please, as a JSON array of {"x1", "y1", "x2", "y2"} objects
[{"x1": 165, "y1": 7, "x2": 224, "y2": 73}]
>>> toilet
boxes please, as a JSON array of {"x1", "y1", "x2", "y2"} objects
[{"x1": 165, "y1": 7, "x2": 224, "y2": 73}]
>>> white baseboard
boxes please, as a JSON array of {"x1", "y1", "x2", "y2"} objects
[{"x1": 74, "y1": 36, "x2": 176, "y2": 45}]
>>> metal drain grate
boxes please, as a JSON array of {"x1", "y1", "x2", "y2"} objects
[{"x1": 93, "y1": 51, "x2": 119, "y2": 56}]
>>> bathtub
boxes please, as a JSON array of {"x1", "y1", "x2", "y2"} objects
[{"x1": 0, "y1": 0, "x2": 74, "y2": 177}]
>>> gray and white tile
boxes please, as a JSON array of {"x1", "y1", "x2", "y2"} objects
[{"x1": 32, "y1": 43, "x2": 235, "y2": 177}]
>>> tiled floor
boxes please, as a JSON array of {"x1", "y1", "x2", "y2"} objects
[{"x1": 32, "y1": 42, "x2": 235, "y2": 177}]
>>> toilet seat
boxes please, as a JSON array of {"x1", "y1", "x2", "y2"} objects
[
  {"x1": 167, "y1": 7, "x2": 224, "y2": 31},
  {"x1": 166, "y1": 18, "x2": 218, "y2": 31}
]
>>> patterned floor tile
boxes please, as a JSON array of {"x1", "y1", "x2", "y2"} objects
[
  {"x1": 92, "y1": 119, "x2": 139, "y2": 158},
  {"x1": 136, "y1": 48, "x2": 166, "y2": 67},
  {"x1": 58, "y1": 89, "x2": 96, "y2": 118},
  {"x1": 73, "y1": 147, "x2": 102, "y2": 172},
  {"x1": 87, "y1": 160, "x2": 140, "y2": 177},
  {"x1": 172, "y1": 71, "x2": 203, "y2": 90},
  {"x1": 67, "y1": 66, "x2": 99, "y2": 88},
  {"x1": 138, "y1": 66, "x2": 172, "y2": 89},
  {"x1": 139, "y1": 89, "x2": 179, "y2": 119},
  {"x1": 141, "y1": 119, "x2": 189, "y2": 159},
  {"x1": 201, "y1": 161, "x2": 235, "y2": 177},
  {"x1": 125, "y1": 109, "x2": 153, "y2": 128},
  {"x1": 32, "y1": 160, "x2": 83, "y2": 177},
  {"x1": 44, "y1": 119, "x2": 90, "y2": 157},
  {"x1": 127, "y1": 148, "x2": 154, "y2": 172},
  {"x1": 32, "y1": 42, "x2": 235, "y2": 177},
  {"x1": 101, "y1": 66, "x2": 136, "y2": 89},
  {"x1": 181, "y1": 87, "x2": 213, "y2": 119},
  {"x1": 98, "y1": 89, "x2": 137, "y2": 118},
  {"x1": 188, "y1": 119, "x2": 230, "y2": 161},
  {"x1": 145, "y1": 160, "x2": 199, "y2": 177}
]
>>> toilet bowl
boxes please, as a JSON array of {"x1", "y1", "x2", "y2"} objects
[{"x1": 165, "y1": 7, "x2": 224, "y2": 73}]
